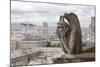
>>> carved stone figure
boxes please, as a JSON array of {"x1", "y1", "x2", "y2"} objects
[{"x1": 56, "y1": 13, "x2": 82, "y2": 54}]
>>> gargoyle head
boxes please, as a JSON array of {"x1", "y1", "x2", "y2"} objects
[{"x1": 56, "y1": 13, "x2": 72, "y2": 38}]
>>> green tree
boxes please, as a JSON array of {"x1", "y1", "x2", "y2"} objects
[{"x1": 47, "y1": 41, "x2": 51, "y2": 47}]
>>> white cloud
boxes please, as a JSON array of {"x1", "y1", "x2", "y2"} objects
[{"x1": 11, "y1": 1, "x2": 95, "y2": 27}]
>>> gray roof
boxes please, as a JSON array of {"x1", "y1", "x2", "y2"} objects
[{"x1": 11, "y1": 49, "x2": 41, "y2": 59}]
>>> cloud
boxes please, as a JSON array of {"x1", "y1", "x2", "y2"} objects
[{"x1": 11, "y1": 1, "x2": 95, "y2": 27}]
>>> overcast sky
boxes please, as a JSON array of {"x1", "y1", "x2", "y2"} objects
[{"x1": 11, "y1": 1, "x2": 95, "y2": 27}]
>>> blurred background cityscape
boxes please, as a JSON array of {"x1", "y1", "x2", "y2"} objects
[
  {"x1": 11, "y1": 16, "x2": 95, "y2": 66},
  {"x1": 11, "y1": 0, "x2": 95, "y2": 66}
]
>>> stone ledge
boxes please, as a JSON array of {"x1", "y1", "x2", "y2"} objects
[{"x1": 63, "y1": 52, "x2": 95, "y2": 59}]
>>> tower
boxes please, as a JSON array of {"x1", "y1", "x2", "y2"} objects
[
  {"x1": 90, "y1": 17, "x2": 95, "y2": 34},
  {"x1": 43, "y1": 22, "x2": 48, "y2": 40}
]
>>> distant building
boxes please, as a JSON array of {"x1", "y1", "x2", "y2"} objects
[
  {"x1": 18, "y1": 34, "x2": 48, "y2": 49},
  {"x1": 20, "y1": 40, "x2": 48, "y2": 49},
  {"x1": 51, "y1": 40, "x2": 61, "y2": 46},
  {"x1": 91, "y1": 17, "x2": 95, "y2": 24},
  {"x1": 90, "y1": 17, "x2": 95, "y2": 34},
  {"x1": 11, "y1": 49, "x2": 42, "y2": 66},
  {"x1": 43, "y1": 22, "x2": 48, "y2": 40},
  {"x1": 11, "y1": 48, "x2": 64, "y2": 66},
  {"x1": 11, "y1": 39, "x2": 20, "y2": 50},
  {"x1": 11, "y1": 34, "x2": 25, "y2": 40}
]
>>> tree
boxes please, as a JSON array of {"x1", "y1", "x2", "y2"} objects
[{"x1": 47, "y1": 41, "x2": 51, "y2": 47}]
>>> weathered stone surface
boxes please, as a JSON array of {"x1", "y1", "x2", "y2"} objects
[
  {"x1": 53, "y1": 44, "x2": 95, "y2": 64},
  {"x1": 56, "y1": 13, "x2": 82, "y2": 54}
]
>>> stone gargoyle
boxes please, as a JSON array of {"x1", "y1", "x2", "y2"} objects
[{"x1": 56, "y1": 13, "x2": 82, "y2": 54}]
